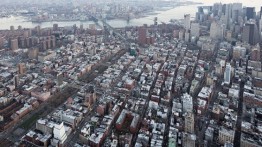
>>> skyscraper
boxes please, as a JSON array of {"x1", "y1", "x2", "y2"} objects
[
  {"x1": 0, "y1": 37, "x2": 4, "y2": 48},
  {"x1": 260, "y1": 6, "x2": 262, "y2": 18},
  {"x1": 232, "y1": 3, "x2": 242, "y2": 13},
  {"x1": 213, "y1": 3, "x2": 223, "y2": 17},
  {"x1": 242, "y1": 20, "x2": 259, "y2": 45},
  {"x1": 10, "y1": 39, "x2": 18, "y2": 50},
  {"x1": 18, "y1": 25, "x2": 22, "y2": 30},
  {"x1": 224, "y1": 63, "x2": 231, "y2": 85},
  {"x1": 210, "y1": 21, "x2": 223, "y2": 40},
  {"x1": 18, "y1": 63, "x2": 26, "y2": 75},
  {"x1": 246, "y1": 7, "x2": 255, "y2": 20},
  {"x1": 251, "y1": 44, "x2": 261, "y2": 61},
  {"x1": 191, "y1": 23, "x2": 200, "y2": 37},
  {"x1": 185, "y1": 32, "x2": 190, "y2": 42},
  {"x1": 53, "y1": 24, "x2": 58, "y2": 31},
  {"x1": 259, "y1": 18, "x2": 262, "y2": 42},
  {"x1": 184, "y1": 14, "x2": 191, "y2": 31},
  {"x1": 225, "y1": 4, "x2": 232, "y2": 28},
  {"x1": 232, "y1": 9, "x2": 239, "y2": 23},
  {"x1": 10, "y1": 25, "x2": 14, "y2": 31},
  {"x1": 231, "y1": 3, "x2": 242, "y2": 23},
  {"x1": 14, "y1": 75, "x2": 19, "y2": 88},
  {"x1": 138, "y1": 26, "x2": 147, "y2": 45}
]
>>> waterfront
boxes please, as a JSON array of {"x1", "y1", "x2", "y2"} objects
[
  {"x1": 0, "y1": 0, "x2": 261, "y2": 29},
  {"x1": 0, "y1": 4, "x2": 200, "y2": 30}
]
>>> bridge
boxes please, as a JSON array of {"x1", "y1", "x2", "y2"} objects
[{"x1": 89, "y1": 14, "x2": 129, "y2": 45}]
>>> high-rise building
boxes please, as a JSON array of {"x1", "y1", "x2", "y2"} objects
[
  {"x1": 36, "y1": 25, "x2": 41, "y2": 36},
  {"x1": 198, "y1": 6, "x2": 204, "y2": 13},
  {"x1": 233, "y1": 46, "x2": 246, "y2": 59},
  {"x1": 246, "y1": 7, "x2": 255, "y2": 20},
  {"x1": 260, "y1": 6, "x2": 262, "y2": 18},
  {"x1": 184, "y1": 112, "x2": 194, "y2": 133},
  {"x1": 52, "y1": 122, "x2": 67, "y2": 145},
  {"x1": 18, "y1": 63, "x2": 26, "y2": 75},
  {"x1": 226, "y1": 30, "x2": 232, "y2": 40},
  {"x1": 53, "y1": 24, "x2": 58, "y2": 31},
  {"x1": 18, "y1": 36, "x2": 26, "y2": 48},
  {"x1": 251, "y1": 44, "x2": 261, "y2": 61},
  {"x1": 10, "y1": 39, "x2": 18, "y2": 50},
  {"x1": 14, "y1": 75, "x2": 19, "y2": 88},
  {"x1": 10, "y1": 26, "x2": 14, "y2": 31},
  {"x1": 260, "y1": 18, "x2": 262, "y2": 42},
  {"x1": 213, "y1": 3, "x2": 223, "y2": 17},
  {"x1": 0, "y1": 37, "x2": 4, "y2": 48},
  {"x1": 184, "y1": 14, "x2": 191, "y2": 30},
  {"x1": 191, "y1": 23, "x2": 200, "y2": 37},
  {"x1": 23, "y1": 31, "x2": 29, "y2": 38},
  {"x1": 232, "y1": 2, "x2": 242, "y2": 22},
  {"x1": 51, "y1": 38, "x2": 56, "y2": 48},
  {"x1": 41, "y1": 40, "x2": 47, "y2": 50},
  {"x1": 46, "y1": 38, "x2": 51, "y2": 49},
  {"x1": 138, "y1": 26, "x2": 147, "y2": 45},
  {"x1": 224, "y1": 4, "x2": 232, "y2": 28},
  {"x1": 232, "y1": 3, "x2": 242, "y2": 13},
  {"x1": 18, "y1": 25, "x2": 22, "y2": 30},
  {"x1": 28, "y1": 48, "x2": 39, "y2": 59},
  {"x1": 232, "y1": 10, "x2": 239, "y2": 22},
  {"x1": 242, "y1": 20, "x2": 259, "y2": 45},
  {"x1": 224, "y1": 63, "x2": 231, "y2": 85},
  {"x1": 260, "y1": 18, "x2": 262, "y2": 31},
  {"x1": 179, "y1": 30, "x2": 184, "y2": 40},
  {"x1": 210, "y1": 22, "x2": 223, "y2": 39},
  {"x1": 185, "y1": 32, "x2": 190, "y2": 42}
]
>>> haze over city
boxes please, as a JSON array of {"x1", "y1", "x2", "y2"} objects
[{"x1": 0, "y1": 0, "x2": 261, "y2": 147}]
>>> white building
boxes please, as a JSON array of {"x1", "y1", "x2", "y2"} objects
[
  {"x1": 52, "y1": 122, "x2": 67, "y2": 146},
  {"x1": 224, "y1": 63, "x2": 232, "y2": 85},
  {"x1": 184, "y1": 14, "x2": 191, "y2": 30}
]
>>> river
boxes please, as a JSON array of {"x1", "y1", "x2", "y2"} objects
[{"x1": 0, "y1": 0, "x2": 261, "y2": 30}]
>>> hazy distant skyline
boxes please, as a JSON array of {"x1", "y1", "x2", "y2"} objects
[
  {"x1": 0, "y1": 0, "x2": 261, "y2": 10},
  {"x1": 192, "y1": 0, "x2": 261, "y2": 10},
  {"x1": 0, "y1": 0, "x2": 261, "y2": 18}
]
